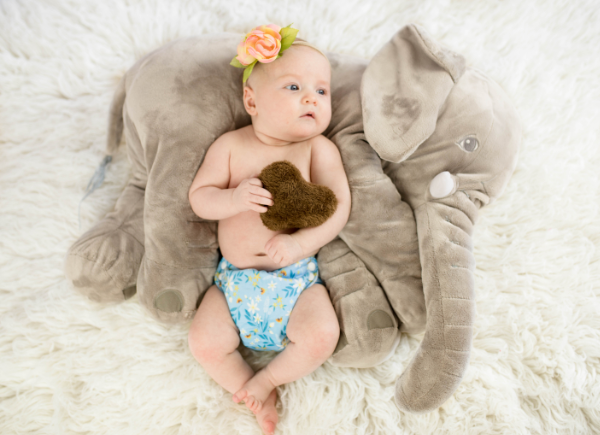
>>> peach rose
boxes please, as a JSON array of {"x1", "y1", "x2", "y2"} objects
[{"x1": 236, "y1": 24, "x2": 282, "y2": 66}]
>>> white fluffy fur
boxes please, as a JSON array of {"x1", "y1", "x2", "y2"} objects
[{"x1": 1, "y1": 0, "x2": 599, "y2": 433}]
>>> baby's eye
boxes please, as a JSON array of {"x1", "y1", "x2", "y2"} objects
[
  {"x1": 285, "y1": 84, "x2": 299, "y2": 91},
  {"x1": 318, "y1": 89, "x2": 327, "y2": 95}
]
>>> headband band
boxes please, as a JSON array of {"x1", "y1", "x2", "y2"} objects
[{"x1": 290, "y1": 39, "x2": 328, "y2": 61}]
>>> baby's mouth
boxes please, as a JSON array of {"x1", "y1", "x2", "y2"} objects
[{"x1": 301, "y1": 111, "x2": 315, "y2": 119}]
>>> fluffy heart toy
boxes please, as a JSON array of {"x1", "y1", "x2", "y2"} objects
[{"x1": 257, "y1": 160, "x2": 338, "y2": 231}]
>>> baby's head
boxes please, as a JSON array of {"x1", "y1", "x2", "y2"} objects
[{"x1": 241, "y1": 39, "x2": 332, "y2": 145}]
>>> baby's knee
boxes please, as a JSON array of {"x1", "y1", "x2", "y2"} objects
[
  {"x1": 188, "y1": 324, "x2": 214, "y2": 364},
  {"x1": 306, "y1": 312, "x2": 340, "y2": 360},
  {"x1": 188, "y1": 287, "x2": 240, "y2": 364},
  {"x1": 189, "y1": 325, "x2": 235, "y2": 365},
  {"x1": 322, "y1": 316, "x2": 341, "y2": 349}
]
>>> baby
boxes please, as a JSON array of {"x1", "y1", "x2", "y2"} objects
[{"x1": 187, "y1": 27, "x2": 351, "y2": 434}]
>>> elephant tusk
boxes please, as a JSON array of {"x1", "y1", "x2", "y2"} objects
[{"x1": 429, "y1": 171, "x2": 457, "y2": 199}]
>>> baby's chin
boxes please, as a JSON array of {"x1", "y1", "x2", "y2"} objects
[
  {"x1": 254, "y1": 118, "x2": 328, "y2": 144},
  {"x1": 283, "y1": 130, "x2": 323, "y2": 143},
  {"x1": 288, "y1": 123, "x2": 327, "y2": 141}
]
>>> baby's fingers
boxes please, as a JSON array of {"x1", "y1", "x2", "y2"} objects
[
  {"x1": 242, "y1": 192, "x2": 267, "y2": 213},
  {"x1": 250, "y1": 202, "x2": 269, "y2": 213},
  {"x1": 250, "y1": 186, "x2": 273, "y2": 202},
  {"x1": 249, "y1": 194, "x2": 273, "y2": 212},
  {"x1": 253, "y1": 193, "x2": 274, "y2": 206},
  {"x1": 267, "y1": 246, "x2": 279, "y2": 262},
  {"x1": 264, "y1": 239, "x2": 274, "y2": 252}
]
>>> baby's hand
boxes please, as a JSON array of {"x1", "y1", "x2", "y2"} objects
[
  {"x1": 264, "y1": 234, "x2": 304, "y2": 269},
  {"x1": 232, "y1": 178, "x2": 274, "y2": 214}
]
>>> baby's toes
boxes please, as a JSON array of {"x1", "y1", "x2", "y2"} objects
[
  {"x1": 232, "y1": 389, "x2": 248, "y2": 404},
  {"x1": 246, "y1": 396, "x2": 262, "y2": 413}
]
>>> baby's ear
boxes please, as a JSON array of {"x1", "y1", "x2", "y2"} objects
[{"x1": 243, "y1": 85, "x2": 257, "y2": 116}]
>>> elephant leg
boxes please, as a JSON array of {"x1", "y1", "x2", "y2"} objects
[
  {"x1": 318, "y1": 238, "x2": 400, "y2": 368},
  {"x1": 136, "y1": 218, "x2": 218, "y2": 324},
  {"x1": 394, "y1": 188, "x2": 480, "y2": 413},
  {"x1": 65, "y1": 182, "x2": 145, "y2": 302},
  {"x1": 134, "y1": 116, "x2": 221, "y2": 324},
  {"x1": 340, "y1": 175, "x2": 425, "y2": 334}
]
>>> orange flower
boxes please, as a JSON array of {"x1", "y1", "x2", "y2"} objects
[
  {"x1": 236, "y1": 24, "x2": 282, "y2": 66},
  {"x1": 230, "y1": 23, "x2": 299, "y2": 83}
]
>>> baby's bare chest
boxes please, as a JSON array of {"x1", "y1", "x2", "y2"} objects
[{"x1": 227, "y1": 142, "x2": 313, "y2": 189}]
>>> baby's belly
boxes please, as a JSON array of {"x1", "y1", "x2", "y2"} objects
[{"x1": 218, "y1": 210, "x2": 297, "y2": 272}]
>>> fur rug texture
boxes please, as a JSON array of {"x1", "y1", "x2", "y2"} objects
[{"x1": 1, "y1": 0, "x2": 599, "y2": 434}]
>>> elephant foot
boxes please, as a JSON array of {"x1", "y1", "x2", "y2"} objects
[
  {"x1": 136, "y1": 254, "x2": 217, "y2": 323},
  {"x1": 65, "y1": 183, "x2": 145, "y2": 303},
  {"x1": 380, "y1": 275, "x2": 426, "y2": 335},
  {"x1": 318, "y1": 238, "x2": 400, "y2": 368}
]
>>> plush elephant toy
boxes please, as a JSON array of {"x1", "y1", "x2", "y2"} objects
[{"x1": 65, "y1": 24, "x2": 520, "y2": 413}]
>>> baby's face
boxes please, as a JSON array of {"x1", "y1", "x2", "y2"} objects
[{"x1": 243, "y1": 46, "x2": 332, "y2": 144}]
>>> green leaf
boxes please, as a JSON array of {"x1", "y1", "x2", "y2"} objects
[
  {"x1": 279, "y1": 25, "x2": 299, "y2": 52},
  {"x1": 230, "y1": 57, "x2": 244, "y2": 68},
  {"x1": 242, "y1": 60, "x2": 257, "y2": 83}
]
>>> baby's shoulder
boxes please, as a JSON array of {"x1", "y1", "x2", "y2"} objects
[
  {"x1": 214, "y1": 128, "x2": 241, "y2": 144},
  {"x1": 210, "y1": 127, "x2": 245, "y2": 152},
  {"x1": 310, "y1": 134, "x2": 335, "y2": 145},
  {"x1": 309, "y1": 134, "x2": 335, "y2": 146},
  {"x1": 309, "y1": 134, "x2": 340, "y2": 158}
]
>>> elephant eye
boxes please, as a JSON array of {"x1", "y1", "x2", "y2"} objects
[{"x1": 456, "y1": 135, "x2": 479, "y2": 152}]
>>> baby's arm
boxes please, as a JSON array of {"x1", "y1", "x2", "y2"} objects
[
  {"x1": 291, "y1": 136, "x2": 351, "y2": 256},
  {"x1": 189, "y1": 133, "x2": 273, "y2": 220}
]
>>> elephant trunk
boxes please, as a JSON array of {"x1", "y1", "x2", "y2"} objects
[{"x1": 395, "y1": 190, "x2": 479, "y2": 413}]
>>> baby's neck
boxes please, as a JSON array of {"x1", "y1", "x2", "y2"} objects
[{"x1": 251, "y1": 126, "x2": 298, "y2": 148}]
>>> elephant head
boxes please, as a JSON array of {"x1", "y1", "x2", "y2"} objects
[{"x1": 361, "y1": 24, "x2": 521, "y2": 412}]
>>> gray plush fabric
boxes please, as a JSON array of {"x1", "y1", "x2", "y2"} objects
[{"x1": 65, "y1": 24, "x2": 520, "y2": 413}]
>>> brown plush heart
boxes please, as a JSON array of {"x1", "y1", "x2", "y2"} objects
[{"x1": 257, "y1": 160, "x2": 338, "y2": 231}]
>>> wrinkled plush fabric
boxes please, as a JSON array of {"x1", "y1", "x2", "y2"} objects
[{"x1": 65, "y1": 24, "x2": 520, "y2": 413}]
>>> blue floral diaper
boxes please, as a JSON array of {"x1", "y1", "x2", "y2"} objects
[{"x1": 214, "y1": 255, "x2": 323, "y2": 351}]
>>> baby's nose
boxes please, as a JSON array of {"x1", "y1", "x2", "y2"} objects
[{"x1": 304, "y1": 95, "x2": 316, "y2": 104}]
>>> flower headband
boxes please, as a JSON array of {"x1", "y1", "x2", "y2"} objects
[{"x1": 230, "y1": 23, "x2": 304, "y2": 83}]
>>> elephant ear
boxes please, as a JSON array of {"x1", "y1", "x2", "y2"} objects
[{"x1": 362, "y1": 24, "x2": 466, "y2": 163}]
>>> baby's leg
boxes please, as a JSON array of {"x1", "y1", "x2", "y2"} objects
[
  {"x1": 233, "y1": 283, "x2": 340, "y2": 411},
  {"x1": 189, "y1": 285, "x2": 279, "y2": 434},
  {"x1": 188, "y1": 285, "x2": 254, "y2": 393}
]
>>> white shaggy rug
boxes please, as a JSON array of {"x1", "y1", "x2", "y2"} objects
[{"x1": 1, "y1": 0, "x2": 599, "y2": 434}]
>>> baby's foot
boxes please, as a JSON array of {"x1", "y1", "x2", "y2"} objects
[
  {"x1": 232, "y1": 368, "x2": 276, "y2": 413},
  {"x1": 256, "y1": 389, "x2": 278, "y2": 435}
]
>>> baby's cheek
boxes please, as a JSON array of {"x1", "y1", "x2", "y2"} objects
[{"x1": 265, "y1": 102, "x2": 289, "y2": 125}]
